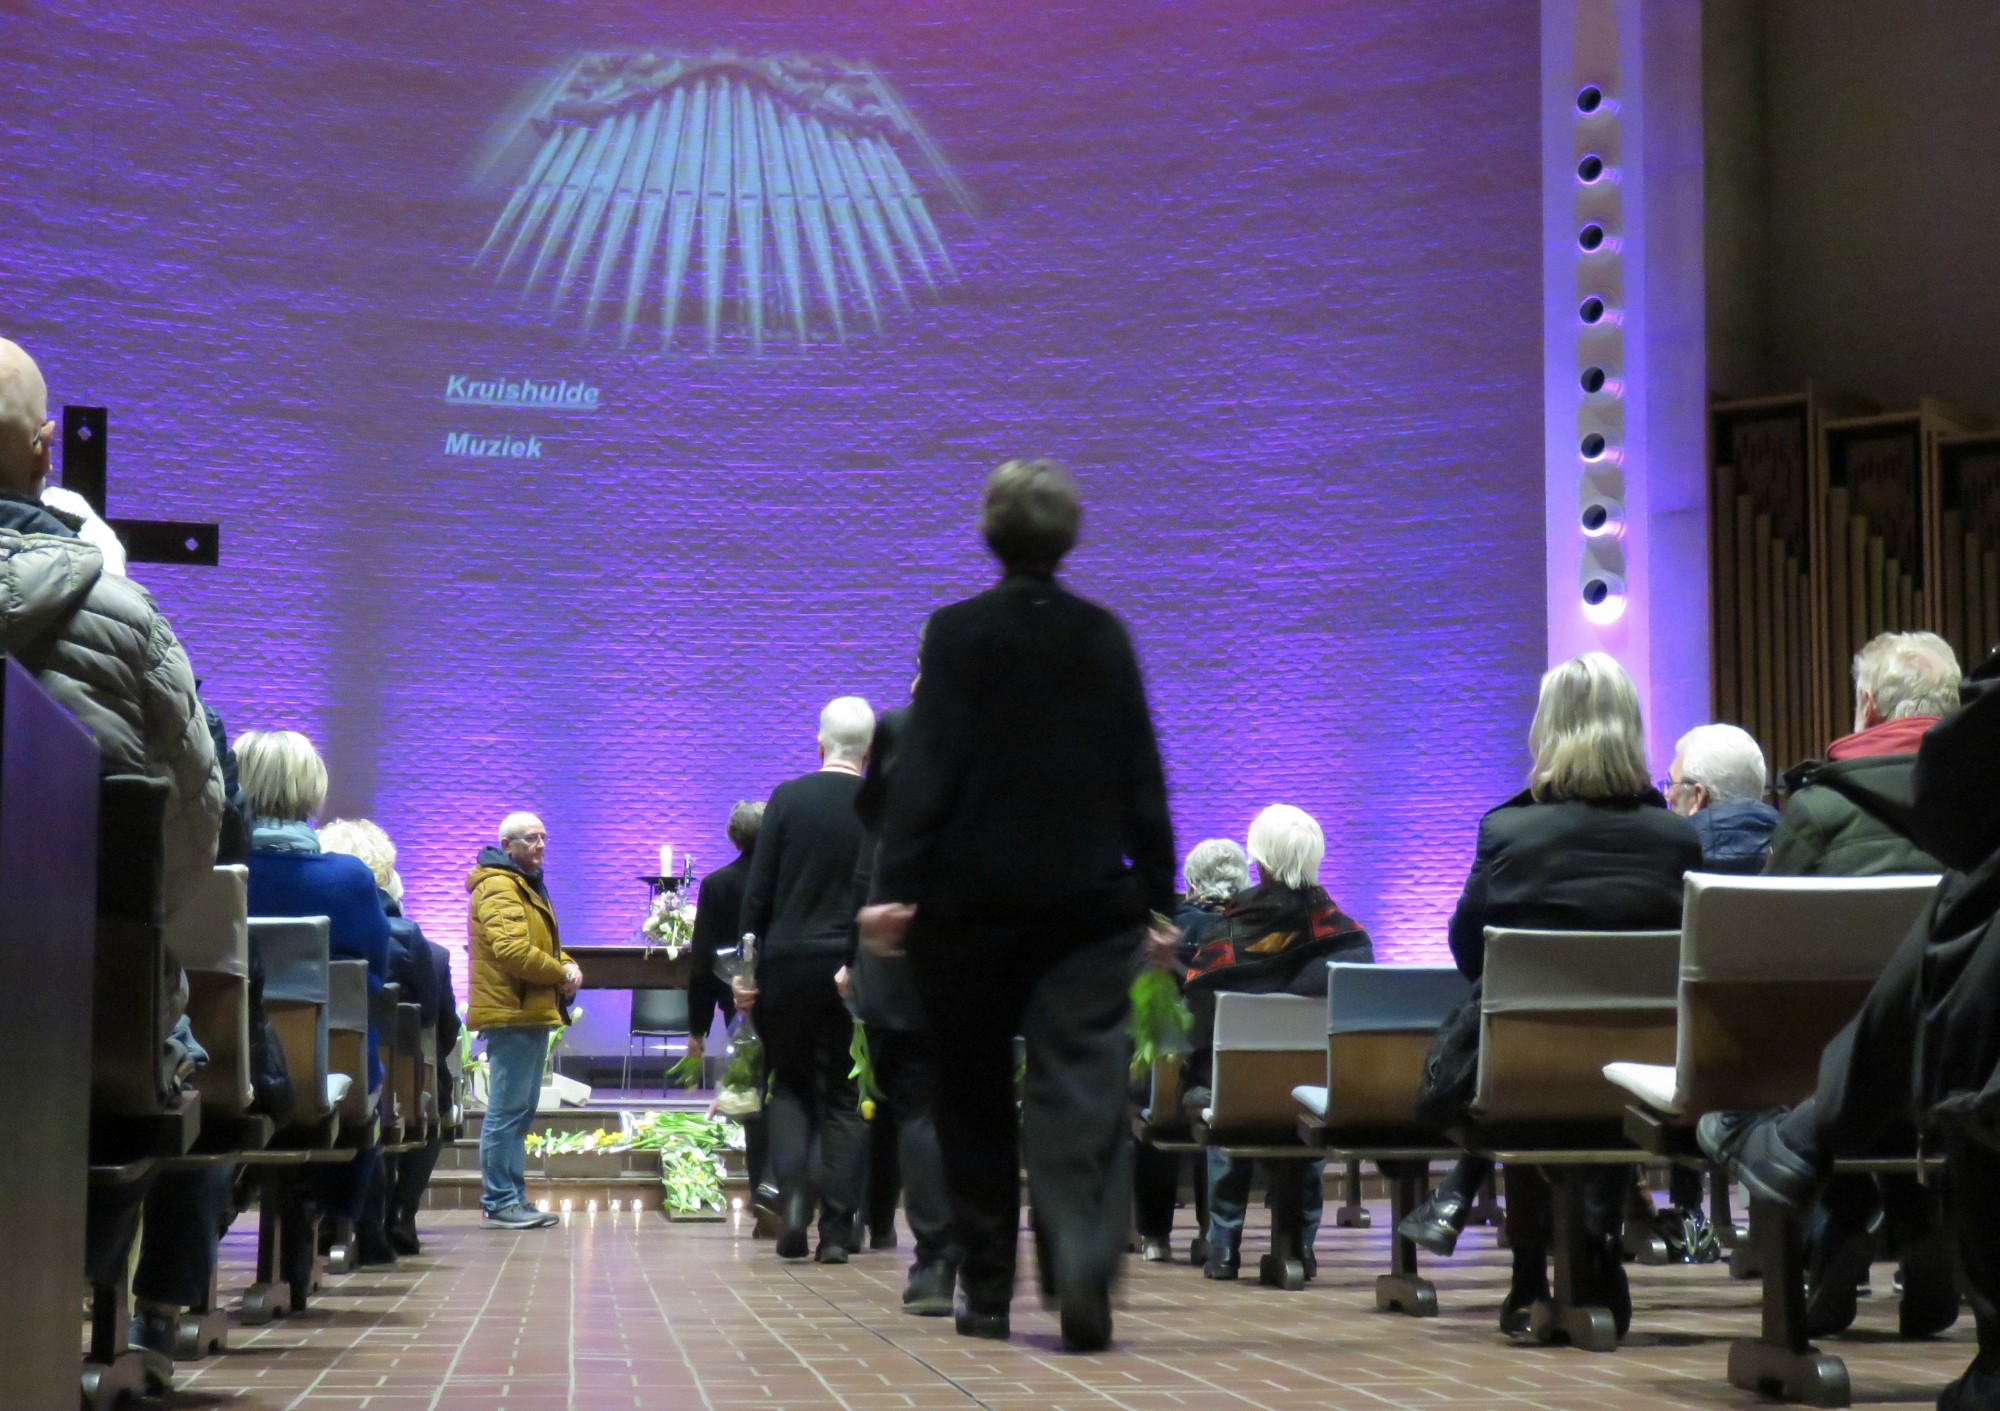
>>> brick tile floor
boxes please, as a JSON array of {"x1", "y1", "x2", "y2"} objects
[{"x1": 169, "y1": 1205, "x2": 1970, "y2": 1409}]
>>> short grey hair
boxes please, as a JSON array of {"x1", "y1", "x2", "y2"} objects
[
  {"x1": 1246, "y1": 805, "x2": 1325, "y2": 891},
  {"x1": 1673, "y1": 724, "x2": 1767, "y2": 805},
  {"x1": 1182, "y1": 838, "x2": 1250, "y2": 904},
  {"x1": 498, "y1": 811, "x2": 543, "y2": 844},
  {"x1": 818, "y1": 696, "x2": 875, "y2": 763},
  {"x1": 1528, "y1": 652, "x2": 1650, "y2": 802},
  {"x1": 726, "y1": 800, "x2": 765, "y2": 853},
  {"x1": 980, "y1": 457, "x2": 1079, "y2": 572},
  {"x1": 1853, "y1": 631, "x2": 1961, "y2": 728},
  {"x1": 236, "y1": 729, "x2": 330, "y2": 824},
  {"x1": 318, "y1": 817, "x2": 397, "y2": 891}
]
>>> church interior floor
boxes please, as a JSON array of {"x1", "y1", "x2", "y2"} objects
[{"x1": 169, "y1": 1204, "x2": 1971, "y2": 1410}]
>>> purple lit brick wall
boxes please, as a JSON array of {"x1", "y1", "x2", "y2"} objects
[{"x1": 0, "y1": 0, "x2": 1542, "y2": 1050}]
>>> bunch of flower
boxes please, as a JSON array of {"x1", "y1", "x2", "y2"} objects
[{"x1": 642, "y1": 893, "x2": 698, "y2": 958}]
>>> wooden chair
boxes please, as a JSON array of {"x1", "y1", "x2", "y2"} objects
[
  {"x1": 319, "y1": 960, "x2": 376, "y2": 1273},
  {"x1": 1195, "y1": 992, "x2": 1327, "y2": 1290},
  {"x1": 0, "y1": 661, "x2": 100, "y2": 1411},
  {"x1": 239, "y1": 916, "x2": 333, "y2": 1326},
  {"x1": 1296, "y1": 963, "x2": 1472, "y2": 1316},
  {"x1": 1455, "y1": 927, "x2": 1680, "y2": 1351},
  {"x1": 1606, "y1": 874, "x2": 1940, "y2": 1406}
]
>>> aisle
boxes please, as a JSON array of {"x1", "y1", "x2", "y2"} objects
[{"x1": 174, "y1": 1207, "x2": 1969, "y2": 1410}]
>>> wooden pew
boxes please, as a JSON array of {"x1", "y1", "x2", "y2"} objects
[
  {"x1": 1194, "y1": 992, "x2": 1327, "y2": 1290},
  {"x1": 1607, "y1": 874, "x2": 1941, "y2": 1406},
  {"x1": 239, "y1": 915, "x2": 334, "y2": 1326},
  {"x1": 319, "y1": 960, "x2": 376, "y2": 1273},
  {"x1": 84, "y1": 774, "x2": 201, "y2": 1407},
  {"x1": 1296, "y1": 963, "x2": 1472, "y2": 1317},
  {"x1": 1452, "y1": 927, "x2": 1680, "y2": 1352},
  {"x1": 0, "y1": 660, "x2": 99, "y2": 1411}
]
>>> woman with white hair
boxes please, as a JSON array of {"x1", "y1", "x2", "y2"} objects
[
  {"x1": 1401, "y1": 652, "x2": 1701, "y2": 1338},
  {"x1": 1182, "y1": 806, "x2": 1374, "y2": 1280}
]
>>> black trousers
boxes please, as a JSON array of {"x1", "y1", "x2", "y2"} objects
[
  {"x1": 391, "y1": 1135, "x2": 445, "y2": 1220},
  {"x1": 1133, "y1": 1144, "x2": 1209, "y2": 1242},
  {"x1": 86, "y1": 1164, "x2": 237, "y2": 1308},
  {"x1": 1781, "y1": 911, "x2": 1925, "y2": 1160},
  {"x1": 870, "y1": 1024, "x2": 956, "y2": 1267},
  {"x1": 911, "y1": 926, "x2": 1137, "y2": 1309},
  {"x1": 867, "y1": 1094, "x2": 901, "y2": 1240},
  {"x1": 757, "y1": 957, "x2": 866, "y2": 1245}
]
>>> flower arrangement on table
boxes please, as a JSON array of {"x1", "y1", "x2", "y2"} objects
[{"x1": 641, "y1": 893, "x2": 697, "y2": 959}]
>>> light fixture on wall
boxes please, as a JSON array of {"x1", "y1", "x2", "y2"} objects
[{"x1": 1572, "y1": 54, "x2": 1624, "y2": 623}]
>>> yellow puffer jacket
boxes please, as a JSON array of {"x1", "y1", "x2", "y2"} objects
[{"x1": 466, "y1": 856, "x2": 571, "y2": 1031}]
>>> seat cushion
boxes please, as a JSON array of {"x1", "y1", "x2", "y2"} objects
[
  {"x1": 1602, "y1": 1061, "x2": 1680, "y2": 1114},
  {"x1": 326, "y1": 1073, "x2": 353, "y2": 1106},
  {"x1": 1293, "y1": 1084, "x2": 1329, "y2": 1118}
]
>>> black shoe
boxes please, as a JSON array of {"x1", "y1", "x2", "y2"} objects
[
  {"x1": 1597, "y1": 1240, "x2": 1632, "y2": 1338},
  {"x1": 356, "y1": 1231, "x2": 398, "y2": 1268},
  {"x1": 1302, "y1": 1247, "x2": 1318, "y2": 1283},
  {"x1": 1698, "y1": 1110, "x2": 1826, "y2": 1212},
  {"x1": 1059, "y1": 1281, "x2": 1113, "y2": 1353},
  {"x1": 815, "y1": 1242, "x2": 851, "y2": 1265},
  {"x1": 1204, "y1": 1250, "x2": 1240, "y2": 1280},
  {"x1": 1899, "y1": 1244, "x2": 1963, "y2": 1339},
  {"x1": 1805, "y1": 1225, "x2": 1875, "y2": 1339},
  {"x1": 953, "y1": 1296, "x2": 1010, "y2": 1341},
  {"x1": 1396, "y1": 1189, "x2": 1470, "y2": 1257},
  {"x1": 1938, "y1": 1355, "x2": 2000, "y2": 1411},
  {"x1": 1189, "y1": 1236, "x2": 1212, "y2": 1266},
  {"x1": 387, "y1": 1210, "x2": 422, "y2": 1257},
  {"x1": 870, "y1": 1228, "x2": 899, "y2": 1252},
  {"x1": 1501, "y1": 1253, "x2": 1549, "y2": 1338},
  {"x1": 1141, "y1": 1238, "x2": 1172, "y2": 1263},
  {"x1": 775, "y1": 1190, "x2": 810, "y2": 1260},
  {"x1": 902, "y1": 1261, "x2": 955, "y2": 1317}
]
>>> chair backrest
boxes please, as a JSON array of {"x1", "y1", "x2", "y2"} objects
[
  {"x1": 327, "y1": 959, "x2": 372, "y2": 1124},
  {"x1": 1209, "y1": 992, "x2": 1326, "y2": 1135},
  {"x1": 171, "y1": 865, "x2": 252, "y2": 1116},
  {"x1": 370, "y1": 982, "x2": 403, "y2": 1133},
  {"x1": 393, "y1": 1002, "x2": 425, "y2": 1132},
  {"x1": 631, "y1": 986, "x2": 691, "y2": 1035},
  {"x1": 252, "y1": 915, "x2": 331, "y2": 1127},
  {"x1": 1474, "y1": 928, "x2": 1679, "y2": 1122},
  {"x1": 1324, "y1": 963, "x2": 1471, "y2": 1133},
  {"x1": 92, "y1": 774, "x2": 172, "y2": 1117},
  {"x1": 1673, "y1": 873, "x2": 1938, "y2": 1115}
]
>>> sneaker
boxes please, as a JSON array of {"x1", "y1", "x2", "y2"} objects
[
  {"x1": 128, "y1": 1309, "x2": 178, "y2": 1360},
  {"x1": 1697, "y1": 1110, "x2": 1826, "y2": 1212},
  {"x1": 483, "y1": 1204, "x2": 557, "y2": 1230}
]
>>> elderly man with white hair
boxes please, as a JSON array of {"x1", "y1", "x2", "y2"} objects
[
  {"x1": 466, "y1": 808, "x2": 574, "y2": 1229},
  {"x1": 1767, "y1": 631, "x2": 1960, "y2": 877},
  {"x1": 738, "y1": 695, "x2": 876, "y2": 1261},
  {"x1": 1666, "y1": 723, "x2": 1778, "y2": 874}
]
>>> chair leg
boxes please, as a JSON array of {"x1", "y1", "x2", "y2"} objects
[
  {"x1": 1257, "y1": 1158, "x2": 1307, "y2": 1290},
  {"x1": 240, "y1": 1169, "x2": 283, "y2": 1325},
  {"x1": 1531, "y1": 1169, "x2": 1619, "y2": 1352},
  {"x1": 1712, "y1": 1166, "x2": 1762, "y2": 1279},
  {"x1": 1334, "y1": 1158, "x2": 1371, "y2": 1228},
  {"x1": 1623, "y1": 1169, "x2": 1671, "y2": 1265},
  {"x1": 1375, "y1": 1161, "x2": 1439, "y2": 1317},
  {"x1": 623, "y1": 1035, "x2": 634, "y2": 1095},
  {"x1": 1726, "y1": 1196, "x2": 1852, "y2": 1407},
  {"x1": 84, "y1": 1252, "x2": 172, "y2": 1404},
  {"x1": 174, "y1": 1255, "x2": 230, "y2": 1361}
]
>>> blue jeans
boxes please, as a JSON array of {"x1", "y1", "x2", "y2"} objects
[
  {"x1": 479, "y1": 1026, "x2": 550, "y2": 1215},
  {"x1": 1205, "y1": 1148, "x2": 1324, "y2": 1257}
]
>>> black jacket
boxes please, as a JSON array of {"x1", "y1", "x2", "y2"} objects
[
  {"x1": 849, "y1": 705, "x2": 927, "y2": 1029},
  {"x1": 1691, "y1": 799, "x2": 1780, "y2": 875},
  {"x1": 1446, "y1": 789, "x2": 1702, "y2": 981},
  {"x1": 877, "y1": 572, "x2": 1175, "y2": 943},
  {"x1": 741, "y1": 768, "x2": 868, "y2": 967},
  {"x1": 1766, "y1": 753, "x2": 1944, "y2": 877},
  {"x1": 0, "y1": 490, "x2": 75, "y2": 538},
  {"x1": 382, "y1": 893, "x2": 443, "y2": 1028},
  {"x1": 690, "y1": 852, "x2": 750, "y2": 1038},
  {"x1": 429, "y1": 939, "x2": 462, "y2": 1079}
]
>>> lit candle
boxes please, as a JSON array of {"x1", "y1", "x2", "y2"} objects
[{"x1": 658, "y1": 843, "x2": 673, "y2": 876}]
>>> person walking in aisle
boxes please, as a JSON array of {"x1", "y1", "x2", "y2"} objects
[
  {"x1": 739, "y1": 697, "x2": 876, "y2": 1262},
  {"x1": 865, "y1": 457, "x2": 1176, "y2": 1353},
  {"x1": 468, "y1": 812, "x2": 578, "y2": 1230}
]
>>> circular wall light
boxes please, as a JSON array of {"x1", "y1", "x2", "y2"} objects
[
  {"x1": 1577, "y1": 85, "x2": 1604, "y2": 114},
  {"x1": 1577, "y1": 154, "x2": 1605, "y2": 183}
]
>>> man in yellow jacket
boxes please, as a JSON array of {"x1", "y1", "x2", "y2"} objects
[{"x1": 468, "y1": 811, "x2": 581, "y2": 1229}]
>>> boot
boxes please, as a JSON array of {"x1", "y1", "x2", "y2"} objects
[
  {"x1": 1500, "y1": 1247, "x2": 1549, "y2": 1337},
  {"x1": 1397, "y1": 1188, "x2": 1471, "y2": 1258}
]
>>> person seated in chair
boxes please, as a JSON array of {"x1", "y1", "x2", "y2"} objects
[
  {"x1": 1182, "y1": 807, "x2": 1373, "y2": 1282},
  {"x1": 1133, "y1": 839, "x2": 1249, "y2": 1266},
  {"x1": 1667, "y1": 723, "x2": 1778, "y2": 875},
  {"x1": 1400, "y1": 652, "x2": 1700, "y2": 1337},
  {"x1": 1704, "y1": 647, "x2": 2000, "y2": 1411}
]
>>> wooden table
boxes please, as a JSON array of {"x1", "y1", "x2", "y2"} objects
[{"x1": 564, "y1": 945, "x2": 695, "y2": 991}]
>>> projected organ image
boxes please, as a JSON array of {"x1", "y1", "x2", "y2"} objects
[{"x1": 474, "y1": 51, "x2": 972, "y2": 353}]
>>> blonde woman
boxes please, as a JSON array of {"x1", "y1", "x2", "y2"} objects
[{"x1": 1402, "y1": 653, "x2": 1700, "y2": 1337}]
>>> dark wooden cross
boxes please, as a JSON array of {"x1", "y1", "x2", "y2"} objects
[{"x1": 60, "y1": 406, "x2": 219, "y2": 566}]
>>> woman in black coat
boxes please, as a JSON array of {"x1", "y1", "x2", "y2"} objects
[{"x1": 1402, "y1": 653, "x2": 1701, "y2": 1335}]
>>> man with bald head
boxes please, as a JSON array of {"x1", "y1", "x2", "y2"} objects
[
  {"x1": 0, "y1": 338, "x2": 65, "y2": 535},
  {"x1": 466, "y1": 810, "x2": 576, "y2": 1228}
]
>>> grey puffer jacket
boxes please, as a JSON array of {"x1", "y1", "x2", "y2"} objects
[{"x1": 0, "y1": 528, "x2": 223, "y2": 921}]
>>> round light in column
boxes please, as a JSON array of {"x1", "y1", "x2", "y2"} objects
[
  {"x1": 1579, "y1": 296, "x2": 1606, "y2": 324},
  {"x1": 1577, "y1": 154, "x2": 1605, "y2": 183},
  {"x1": 1580, "y1": 366, "x2": 1608, "y2": 394}
]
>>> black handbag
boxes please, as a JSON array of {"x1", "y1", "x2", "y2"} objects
[{"x1": 1414, "y1": 982, "x2": 1482, "y2": 1130}]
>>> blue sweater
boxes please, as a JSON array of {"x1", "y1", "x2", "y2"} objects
[{"x1": 248, "y1": 849, "x2": 393, "y2": 1088}]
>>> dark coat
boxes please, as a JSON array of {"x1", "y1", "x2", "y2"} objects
[
  {"x1": 382, "y1": 893, "x2": 443, "y2": 1029},
  {"x1": 1446, "y1": 789, "x2": 1702, "y2": 982},
  {"x1": 851, "y1": 705, "x2": 927, "y2": 1029},
  {"x1": 689, "y1": 852, "x2": 749, "y2": 1041},
  {"x1": 429, "y1": 939, "x2": 462, "y2": 1079},
  {"x1": 1767, "y1": 753, "x2": 1944, "y2": 877},
  {"x1": 0, "y1": 490, "x2": 75, "y2": 537},
  {"x1": 741, "y1": 768, "x2": 868, "y2": 967},
  {"x1": 1691, "y1": 799, "x2": 1781, "y2": 875},
  {"x1": 877, "y1": 572, "x2": 1175, "y2": 945}
]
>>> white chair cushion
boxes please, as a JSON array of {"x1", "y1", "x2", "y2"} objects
[
  {"x1": 1602, "y1": 1061, "x2": 1681, "y2": 1114},
  {"x1": 326, "y1": 1073, "x2": 353, "y2": 1106},
  {"x1": 1293, "y1": 1085, "x2": 1328, "y2": 1118}
]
